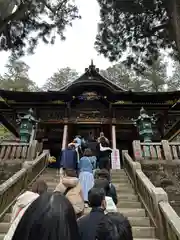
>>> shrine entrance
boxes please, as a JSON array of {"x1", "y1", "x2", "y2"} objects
[{"x1": 68, "y1": 123, "x2": 111, "y2": 145}]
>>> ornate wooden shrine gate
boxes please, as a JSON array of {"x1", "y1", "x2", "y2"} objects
[{"x1": 0, "y1": 61, "x2": 179, "y2": 158}]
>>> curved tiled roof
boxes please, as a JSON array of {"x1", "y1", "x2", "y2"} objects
[{"x1": 58, "y1": 60, "x2": 126, "y2": 92}]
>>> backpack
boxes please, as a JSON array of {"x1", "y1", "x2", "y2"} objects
[{"x1": 64, "y1": 182, "x2": 84, "y2": 214}]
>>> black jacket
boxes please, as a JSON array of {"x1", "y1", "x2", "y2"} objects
[
  {"x1": 77, "y1": 208, "x2": 117, "y2": 240},
  {"x1": 108, "y1": 183, "x2": 118, "y2": 205}
]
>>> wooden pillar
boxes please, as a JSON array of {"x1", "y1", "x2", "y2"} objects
[
  {"x1": 62, "y1": 125, "x2": 68, "y2": 150},
  {"x1": 112, "y1": 125, "x2": 116, "y2": 149}
]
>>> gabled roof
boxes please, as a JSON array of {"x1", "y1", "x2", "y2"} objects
[{"x1": 58, "y1": 60, "x2": 126, "y2": 92}]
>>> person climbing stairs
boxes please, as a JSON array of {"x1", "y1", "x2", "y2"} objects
[
  {"x1": 0, "y1": 168, "x2": 159, "y2": 240},
  {"x1": 84, "y1": 169, "x2": 159, "y2": 240},
  {"x1": 0, "y1": 168, "x2": 59, "y2": 240}
]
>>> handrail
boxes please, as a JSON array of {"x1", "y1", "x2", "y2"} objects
[
  {"x1": 159, "y1": 202, "x2": 180, "y2": 239},
  {"x1": 122, "y1": 150, "x2": 180, "y2": 240},
  {"x1": 0, "y1": 150, "x2": 49, "y2": 220}
]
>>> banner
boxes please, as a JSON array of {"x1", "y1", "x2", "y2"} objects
[{"x1": 111, "y1": 149, "x2": 121, "y2": 169}]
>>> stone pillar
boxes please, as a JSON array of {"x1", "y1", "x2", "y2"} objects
[
  {"x1": 133, "y1": 140, "x2": 143, "y2": 161},
  {"x1": 62, "y1": 125, "x2": 68, "y2": 150},
  {"x1": 112, "y1": 125, "x2": 116, "y2": 149},
  {"x1": 161, "y1": 140, "x2": 172, "y2": 160}
]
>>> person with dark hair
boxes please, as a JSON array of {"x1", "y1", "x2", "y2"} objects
[
  {"x1": 78, "y1": 187, "x2": 117, "y2": 240},
  {"x1": 96, "y1": 137, "x2": 112, "y2": 171},
  {"x1": 108, "y1": 212, "x2": 133, "y2": 240},
  {"x1": 4, "y1": 180, "x2": 48, "y2": 240},
  {"x1": 78, "y1": 148, "x2": 96, "y2": 206},
  {"x1": 9, "y1": 192, "x2": 80, "y2": 240},
  {"x1": 31, "y1": 179, "x2": 48, "y2": 195},
  {"x1": 54, "y1": 168, "x2": 84, "y2": 218},
  {"x1": 95, "y1": 169, "x2": 118, "y2": 205},
  {"x1": 94, "y1": 179, "x2": 117, "y2": 213},
  {"x1": 97, "y1": 132, "x2": 109, "y2": 145}
]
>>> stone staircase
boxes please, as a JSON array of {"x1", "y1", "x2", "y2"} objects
[
  {"x1": 111, "y1": 169, "x2": 159, "y2": 240},
  {"x1": 0, "y1": 168, "x2": 159, "y2": 240}
]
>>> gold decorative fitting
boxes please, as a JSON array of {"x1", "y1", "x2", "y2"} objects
[
  {"x1": 166, "y1": 100, "x2": 174, "y2": 104},
  {"x1": 51, "y1": 100, "x2": 64, "y2": 104}
]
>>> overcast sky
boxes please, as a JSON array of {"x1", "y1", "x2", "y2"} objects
[
  {"x1": 0, "y1": 0, "x2": 113, "y2": 87},
  {"x1": 0, "y1": 0, "x2": 174, "y2": 88}
]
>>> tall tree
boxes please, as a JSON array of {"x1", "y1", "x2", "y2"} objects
[
  {"x1": 0, "y1": 0, "x2": 80, "y2": 56},
  {"x1": 95, "y1": 0, "x2": 180, "y2": 72},
  {"x1": 167, "y1": 61, "x2": 180, "y2": 91},
  {"x1": 43, "y1": 67, "x2": 79, "y2": 91},
  {"x1": 142, "y1": 58, "x2": 167, "y2": 92},
  {"x1": 0, "y1": 56, "x2": 38, "y2": 91},
  {"x1": 100, "y1": 63, "x2": 147, "y2": 91}
]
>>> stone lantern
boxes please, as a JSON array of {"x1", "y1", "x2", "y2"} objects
[
  {"x1": 132, "y1": 107, "x2": 157, "y2": 157},
  {"x1": 17, "y1": 108, "x2": 38, "y2": 143}
]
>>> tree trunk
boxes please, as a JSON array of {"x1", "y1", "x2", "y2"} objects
[{"x1": 166, "y1": 0, "x2": 180, "y2": 58}]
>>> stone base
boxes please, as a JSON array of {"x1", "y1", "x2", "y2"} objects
[{"x1": 141, "y1": 160, "x2": 180, "y2": 216}]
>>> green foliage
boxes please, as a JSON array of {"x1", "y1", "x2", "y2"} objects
[
  {"x1": 100, "y1": 64, "x2": 147, "y2": 91},
  {"x1": 100, "y1": 57, "x2": 179, "y2": 92},
  {"x1": 95, "y1": 0, "x2": 179, "y2": 72},
  {"x1": 142, "y1": 58, "x2": 167, "y2": 92},
  {"x1": 0, "y1": 56, "x2": 38, "y2": 91},
  {"x1": 43, "y1": 67, "x2": 79, "y2": 91},
  {"x1": 0, "y1": 0, "x2": 80, "y2": 56},
  {"x1": 167, "y1": 61, "x2": 180, "y2": 91}
]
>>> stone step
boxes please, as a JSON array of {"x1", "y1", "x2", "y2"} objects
[
  {"x1": 0, "y1": 234, "x2": 5, "y2": 240},
  {"x1": 0, "y1": 222, "x2": 9, "y2": 233},
  {"x1": 117, "y1": 193, "x2": 138, "y2": 201},
  {"x1": 111, "y1": 174, "x2": 128, "y2": 178},
  {"x1": 114, "y1": 183, "x2": 132, "y2": 188},
  {"x1": 127, "y1": 217, "x2": 150, "y2": 227},
  {"x1": 111, "y1": 172, "x2": 127, "y2": 177},
  {"x1": 117, "y1": 201, "x2": 141, "y2": 208},
  {"x1": 116, "y1": 187, "x2": 135, "y2": 193},
  {"x1": 111, "y1": 175, "x2": 127, "y2": 179},
  {"x1": 112, "y1": 178, "x2": 130, "y2": 183},
  {"x1": 84, "y1": 208, "x2": 146, "y2": 217},
  {"x1": 41, "y1": 175, "x2": 60, "y2": 181},
  {"x1": 118, "y1": 208, "x2": 146, "y2": 217},
  {"x1": 132, "y1": 226, "x2": 156, "y2": 238}
]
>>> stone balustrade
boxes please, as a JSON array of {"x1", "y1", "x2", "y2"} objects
[
  {"x1": 122, "y1": 150, "x2": 180, "y2": 240},
  {"x1": 133, "y1": 140, "x2": 180, "y2": 161},
  {"x1": 0, "y1": 150, "x2": 49, "y2": 220},
  {"x1": 0, "y1": 140, "x2": 43, "y2": 162}
]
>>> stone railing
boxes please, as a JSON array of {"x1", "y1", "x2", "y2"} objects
[
  {"x1": 122, "y1": 150, "x2": 180, "y2": 240},
  {"x1": 133, "y1": 140, "x2": 180, "y2": 161},
  {"x1": 0, "y1": 140, "x2": 42, "y2": 162},
  {"x1": 0, "y1": 150, "x2": 49, "y2": 219}
]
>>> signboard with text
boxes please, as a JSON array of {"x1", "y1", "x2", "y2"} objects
[{"x1": 111, "y1": 149, "x2": 121, "y2": 169}]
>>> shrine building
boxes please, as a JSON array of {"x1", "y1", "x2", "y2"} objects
[{"x1": 0, "y1": 61, "x2": 179, "y2": 158}]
